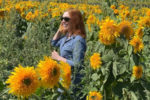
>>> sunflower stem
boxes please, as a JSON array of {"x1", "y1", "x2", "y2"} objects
[
  {"x1": 23, "y1": 97, "x2": 28, "y2": 100},
  {"x1": 58, "y1": 82, "x2": 72, "y2": 100}
]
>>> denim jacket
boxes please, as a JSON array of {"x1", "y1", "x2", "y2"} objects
[{"x1": 51, "y1": 35, "x2": 86, "y2": 67}]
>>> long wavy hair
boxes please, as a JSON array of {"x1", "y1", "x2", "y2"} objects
[{"x1": 60, "y1": 8, "x2": 86, "y2": 38}]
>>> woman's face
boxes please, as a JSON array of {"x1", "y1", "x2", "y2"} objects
[{"x1": 61, "y1": 12, "x2": 71, "y2": 31}]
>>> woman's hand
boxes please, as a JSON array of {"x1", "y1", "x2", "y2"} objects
[
  {"x1": 51, "y1": 50, "x2": 60, "y2": 60},
  {"x1": 51, "y1": 50, "x2": 66, "y2": 62},
  {"x1": 52, "y1": 28, "x2": 61, "y2": 40}
]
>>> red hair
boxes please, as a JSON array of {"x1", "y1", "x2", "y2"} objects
[{"x1": 60, "y1": 8, "x2": 86, "y2": 38}]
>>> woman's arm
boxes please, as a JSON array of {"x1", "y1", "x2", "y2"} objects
[
  {"x1": 52, "y1": 29, "x2": 61, "y2": 40},
  {"x1": 51, "y1": 29, "x2": 64, "y2": 47}
]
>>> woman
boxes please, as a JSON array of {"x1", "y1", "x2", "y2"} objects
[{"x1": 51, "y1": 8, "x2": 86, "y2": 99}]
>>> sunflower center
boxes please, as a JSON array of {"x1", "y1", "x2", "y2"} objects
[
  {"x1": 0, "y1": 10, "x2": 5, "y2": 16},
  {"x1": 135, "y1": 42, "x2": 140, "y2": 47},
  {"x1": 145, "y1": 20, "x2": 149, "y2": 25},
  {"x1": 23, "y1": 78, "x2": 32, "y2": 86},
  {"x1": 137, "y1": 69, "x2": 141, "y2": 75},
  {"x1": 52, "y1": 67, "x2": 57, "y2": 76},
  {"x1": 91, "y1": 96, "x2": 97, "y2": 100},
  {"x1": 121, "y1": 26, "x2": 129, "y2": 34}
]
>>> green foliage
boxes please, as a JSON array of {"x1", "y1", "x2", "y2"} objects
[
  {"x1": 0, "y1": 0, "x2": 150, "y2": 100},
  {"x1": 81, "y1": 26, "x2": 150, "y2": 100}
]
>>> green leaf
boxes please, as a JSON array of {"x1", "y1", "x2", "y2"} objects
[
  {"x1": 102, "y1": 55, "x2": 111, "y2": 62},
  {"x1": 130, "y1": 56, "x2": 135, "y2": 68},
  {"x1": 119, "y1": 49, "x2": 127, "y2": 57},
  {"x1": 124, "y1": 55, "x2": 129, "y2": 62},
  {"x1": 141, "y1": 80, "x2": 150, "y2": 90},
  {"x1": 128, "y1": 45, "x2": 133, "y2": 56},
  {"x1": 106, "y1": 61, "x2": 112, "y2": 68},
  {"x1": 131, "y1": 92, "x2": 138, "y2": 100},
  {"x1": 31, "y1": 94, "x2": 40, "y2": 100},
  {"x1": 0, "y1": 88, "x2": 9, "y2": 97},
  {"x1": 100, "y1": 85, "x2": 104, "y2": 92},
  {"x1": 102, "y1": 50, "x2": 114, "y2": 62},
  {"x1": 22, "y1": 22, "x2": 32, "y2": 38},
  {"x1": 0, "y1": 81, "x2": 5, "y2": 92},
  {"x1": 103, "y1": 73, "x2": 110, "y2": 84},
  {"x1": 91, "y1": 73, "x2": 99, "y2": 81},
  {"x1": 113, "y1": 61, "x2": 117, "y2": 78},
  {"x1": 143, "y1": 35, "x2": 149, "y2": 42},
  {"x1": 101, "y1": 67, "x2": 106, "y2": 75},
  {"x1": 119, "y1": 65, "x2": 126, "y2": 75},
  {"x1": 130, "y1": 76, "x2": 135, "y2": 83},
  {"x1": 52, "y1": 93, "x2": 60, "y2": 100},
  {"x1": 90, "y1": 87, "x2": 98, "y2": 91},
  {"x1": 113, "y1": 82, "x2": 129, "y2": 98},
  {"x1": 132, "y1": 54, "x2": 139, "y2": 65},
  {"x1": 94, "y1": 42, "x2": 101, "y2": 52},
  {"x1": 144, "y1": 90, "x2": 150, "y2": 100},
  {"x1": 124, "y1": 40, "x2": 129, "y2": 51},
  {"x1": 100, "y1": 44, "x2": 105, "y2": 53},
  {"x1": 96, "y1": 81, "x2": 100, "y2": 86},
  {"x1": 35, "y1": 87, "x2": 44, "y2": 96}
]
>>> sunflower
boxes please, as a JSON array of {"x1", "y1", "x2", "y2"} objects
[
  {"x1": 146, "y1": 9, "x2": 150, "y2": 17},
  {"x1": 25, "y1": 12, "x2": 33, "y2": 21},
  {"x1": 6, "y1": 65, "x2": 39, "y2": 98},
  {"x1": 90, "y1": 53, "x2": 102, "y2": 69},
  {"x1": 129, "y1": 36, "x2": 144, "y2": 53},
  {"x1": 118, "y1": 20, "x2": 134, "y2": 40},
  {"x1": 124, "y1": 10, "x2": 130, "y2": 18},
  {"x1": 96, "y1": 19, "x2": 101, "y2": 26},
  {"x1": 0, "y1": 0, "x2": 2, "y2": 5},
  {"x1": 0, "y1": 9, "x2": 5, "y2": 18},
  {"x1": 131, "y1": 9, "x2": 137, "y2": 15},
  {"x1": 110, "y1": 5, "x2": 116, "y2": 10},
  {"x1": 135, "y1": 27, "x2": 143, "y2": 38},
  {"x1": 99, "y1": 18, "x2": 119, "y2": 45},
  {"x1": 36, "y1": 56, "x2": 60, "y2": 88},
  {"x1": 138, "y1": 16, "x2": 150, "y2": 27},
  {"x1": 87, "y1": 14, "x2": 96, "y2": 24},
  {"x1": 15, "y1": 4, "x2": 22, "y2": 13},
  {"x1": 59, "y1": 61, "x2": 71, "y2": 89},
  {"x1": 119, "y1": 5, "x2": 125, "y2": 10},
  {"x1": 133, "y1": 16, "x2": 139, "y2": 22},
  {"x1": 86, "y1": 91, "x2": 103, "y2": 100},
  {"x1": 86, "y1": 14, "x2": 97, "y2": 32},
  {"x1": 132, "y1": 65, "x2": 143, "y2": 79},
  {"x1": 114, "y1": 9, "x2": 119, "y2": 15}
]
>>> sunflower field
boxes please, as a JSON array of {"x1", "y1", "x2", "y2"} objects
[{"x1": 0, "y1": 0, "x2": 150, "y2": 100}]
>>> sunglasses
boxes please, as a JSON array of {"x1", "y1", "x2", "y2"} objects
[{"x1": 61, "y1": 17, "x2": 70, "y2": 22}]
